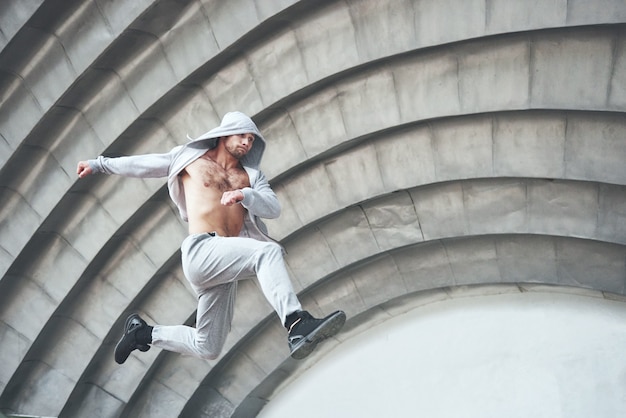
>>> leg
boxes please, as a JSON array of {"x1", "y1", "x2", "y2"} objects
[
  {"x1": 154, "y1": 233, "x2": 302, "y2": 359},
  {"x1": 114, "y1": 233, "x2": 345, "y2": 363},
  {"x1": 182, "y1": 234, "x2": 302, "y2": 324},
  {"x1": 179, "y1": 234, "x2": 346, "y2": 361},
  {"x1": 152, "y1": 282, "x2": 236, "y2": 360}
]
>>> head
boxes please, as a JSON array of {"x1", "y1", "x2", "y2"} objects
[
  {"x1": 220, "y1": 133, "x2": 256, "y2": 160},
  {"x1": 188, "y1": 112, "x2": 266, "y2": 169}
]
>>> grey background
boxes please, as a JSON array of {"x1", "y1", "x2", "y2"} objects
[{"x1": 0, "y1": 0, "x2": 625, "y2": 417}]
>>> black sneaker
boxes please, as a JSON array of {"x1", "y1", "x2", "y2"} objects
[
  {"x1": 288, "y1": 310, "x2": 346, "y2": 360},
  {"x1": 114, "y1": 313, "x2": 150, "y2": 364}
]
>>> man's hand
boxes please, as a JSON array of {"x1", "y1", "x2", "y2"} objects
[
  {"x1": 76, "y1": 161, "x2": 93, "y2": 178},
  {"x1": 221, "y1": 190, "x2": 244, "y2": 206}
]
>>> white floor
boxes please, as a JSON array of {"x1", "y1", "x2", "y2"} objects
[{"x1": 259, "y1": 289, "x2": 626, "y2": 418}]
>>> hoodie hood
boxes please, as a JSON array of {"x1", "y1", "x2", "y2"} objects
[{"x1": 186, "y1": 111, "x2": 266, "y2": 169}]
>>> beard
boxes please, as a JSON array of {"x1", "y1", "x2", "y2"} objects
[{"x1": 225, "y1": 142, "x2": 247, "y2": 160}]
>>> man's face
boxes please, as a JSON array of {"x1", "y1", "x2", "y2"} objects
[{"x1": 223, "y1": 133, "x2": 255, "y2": 159}]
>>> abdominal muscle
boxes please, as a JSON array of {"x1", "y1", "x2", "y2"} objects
[{"x1": 180, "y1": 154, "x2": 250, "y2": 236}]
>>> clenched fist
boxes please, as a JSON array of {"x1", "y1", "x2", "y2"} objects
[
  {"x1": 220, "y1": 190, "x2": 244, "y2": 206},
  {"x1": 76, "y1": 161, "x2": 93, "y2": 178}
]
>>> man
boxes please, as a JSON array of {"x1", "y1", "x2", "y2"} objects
[{"x1": 77, "y1": 111, "x2": 345, "y2": 363}]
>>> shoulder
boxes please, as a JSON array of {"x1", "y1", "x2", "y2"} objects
[{"x1": 243, "y1": 166, "x2": 259, "y2": 178}]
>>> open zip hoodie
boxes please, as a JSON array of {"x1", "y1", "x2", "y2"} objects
[{"x1": 87, "y1": 111, "x2": 280, "y2": 241}]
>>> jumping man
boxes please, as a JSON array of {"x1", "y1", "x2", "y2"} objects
[{"x1": 77, "y1": 111, "x2": 345, "y2": 363}]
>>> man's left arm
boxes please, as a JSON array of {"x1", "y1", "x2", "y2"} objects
[{"x1": 238, "y1": 170, "x2": 281, "y2": 219}]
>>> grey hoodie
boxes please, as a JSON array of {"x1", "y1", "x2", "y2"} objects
[{"x1": 88, "y1": 111, "x2": 280, "y2": 241}]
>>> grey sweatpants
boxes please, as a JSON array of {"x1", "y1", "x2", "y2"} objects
[{"x1": 151, "y1": 232, "x2": 302, "y2": 360}]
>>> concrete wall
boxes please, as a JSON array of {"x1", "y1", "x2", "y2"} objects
[
  {"x1": 259, "y1": 288, "x2": 626, "y2": 418},
  {"x1": 0, "y1": 0, "x2": 624, "y2": 417}
]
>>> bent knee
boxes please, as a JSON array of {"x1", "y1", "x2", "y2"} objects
[
  {"x1": 263, "y1": 241, "x2": 283, "y2": 257},
  {"x1": 194, "y1": 338, "x2": 223, "y2": 360}
]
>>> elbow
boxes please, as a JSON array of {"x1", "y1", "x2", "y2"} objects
[{"x1": 269, "y1": 200, "x2": 281, "y2": 218}]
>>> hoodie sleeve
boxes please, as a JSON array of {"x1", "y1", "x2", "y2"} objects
[
  {"x1": 88, "y1": 146, "x2": 182, "y2": 178},
  {"x1": 240, "y1": 170, "x2": 281, "y2": 219}
]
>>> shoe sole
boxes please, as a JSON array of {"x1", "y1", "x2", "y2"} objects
[{"x1": 290, "y1": 311, "x2": 346, "y2": 360}]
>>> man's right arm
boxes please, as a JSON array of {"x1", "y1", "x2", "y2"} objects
[{"x1": 77, "y1": 147, "x2": 182, "y2": 179}]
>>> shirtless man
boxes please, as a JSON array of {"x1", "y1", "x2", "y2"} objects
[{"x1": 77, "y1": 111, "x2": 345, "y2": 363}]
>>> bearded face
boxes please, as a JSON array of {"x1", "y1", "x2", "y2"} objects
[{"x1": 223, "y1": 134, "x2": 255, "y2": 159}]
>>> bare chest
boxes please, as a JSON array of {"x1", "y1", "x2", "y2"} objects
[{"x1": 185, "y1": 155, "x2": 250, "y2": 191}]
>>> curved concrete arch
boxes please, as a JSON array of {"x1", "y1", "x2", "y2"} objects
[
  {"x1": 0, "y1": 0, "x2": 266, "y2": 274},
  {"x1": 2, "y1": 17, "x2": 622, "y2": 286},
  {"x1": 0, "y1": 203, "x2": 188, "y2": 413},
  {"x1": 6, "y1": 107, "x2": 622, "y2": 410},
  {"x1": 5, "y1": 4, "x2": 621, "y2": 232},
  {"x1": 1, "y1": 0, "x2": 311, "y2": 192},
  {"x1": 0, "y1": 1, "x2": 44, "y2": 48},
  {"x1": 1, "y1": 0, "x2": 625, "y2": 417},
  {"x1": 2, "y1": 110, "x2": 620, "y2": 412},
  {"x1": 0, "y1": 0, "x2": 155, "y2": 157},
  {"x1": 3, "y1": 26, "x2": 620, "y2": 358},
  {"x1": 259, "y1": 25, "x2": 625, "y2": 179},
  {"x1": 268, "y1": 111, "x2": 626, "y2": 239},
  {"x1": 279, "y1": 179, "x2": 626, "y2": 286},
  {"x1": 2, "y1": 0, "x2": 622, "y2": 179},
  {"x1": 14, "y1": 25, "x2": 619, "y2": 284},
  {"x1": 188, "y1": 234, "x2": 626, "y2": 417},
  {"x1": 237, "y1": 281, "x2": 626, "y2": 417},
  {"x1": 107, "y1": 176, "x2": 625, "y2": 416},
  {"x1": 46, "y1": 171, "x2": 623, "y2": 416}
]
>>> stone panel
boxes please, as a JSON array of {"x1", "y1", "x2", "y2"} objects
[
  {"x1": 494, "y1": 112, "x2": 566, "y2": 179},
  {"x1": 565, "y1": 114, "x2": 626, "y2": 185},
  {"x1": 393, "y1": 241, "x2": 455, "y2": 293},
  {"x1": 248, "y1": 30, "x2": 308, "y2": 106},
  {"x1": 412, "y1": 182, "x2": 467, "y2": 240},
  {"x1": 296, "y1": 2, "x2": 359, "y2": 81},
  {"x1": 608, "y1": 33, "x2": 626, "y2": 109},
  {"x1": 530, "y1": 30, "x2": 614, "y2": 109},
  {"x1": 281, "y1": 163, "x2": 336, "y2": 224},
  {"x1": 464, "y1": 179, "x2": 528, "y2": 235},
  {"x1": 323, "y1": 141, "x2": 385, "y2": 207},
  {"x1": 361, "y1": 191, "x2": 424, "y2": 251},
  {"x1": 567, "y1": 0, "x2": 626, "y2": 24},
  {"x1": 288, "y1": 90, "x2": 347, "y2": 159},
  {"x1": 203, "y1": 0, "x2": 261, "y2": 48},
  {"x1": 261, "y1": 110, "x2": 308, "y2": 178},
  {"x1": 0, "y1": 73, "x2": 43, "y2": 149},
  {"x1": 0, "y1": 0, "x2": 44, "y2": 49},
  {"x1": 337, "y1": 70, "x2": 401, "y2": 138},
  {"x1": 597, "y1": 185, "x2": 626, "y2": 245},
  {"x1": 393, "y1": 51, "x2": 461, "y2": 121},
  {"x1": 432, "y1": 117, "x2": 494, "y2": 181},
  {"x1": 487, "y1": 0, "x2": 566, "y2": 32},
  {"x1": 375, "y1": 125, "x2": 437, "y2": 191},
  {"x1": 317, "y1": 207, "x2": 379, "y2": 268},
  {"x1": 527, "y1": 180, "x2": 599, "y2": 238},
  {"x1": 350, "y1": 254, "x2": 408, "y2": 307},
  {"x1": 496, "y1": 236, "x2": 558, "y2": 283},
  {"x1": 414, "y1": 0, "x2": 486, "y2": 45},
  {"x1": 284, "y1": 228, "x2": 341, "y2": 289},
  {"x1": 458, "y1": 39, "x2": 530, "y2": 112},
  {"x1": 204, "y1": 57, "x2": 264, "y2": 119},
  {"x1": 349, "y1": 0, "x2": 417, "y2": 60}
]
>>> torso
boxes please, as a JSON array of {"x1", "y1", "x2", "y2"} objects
[{"x1": 180, "y1": 152, "x2": 250, "y2": 236}]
